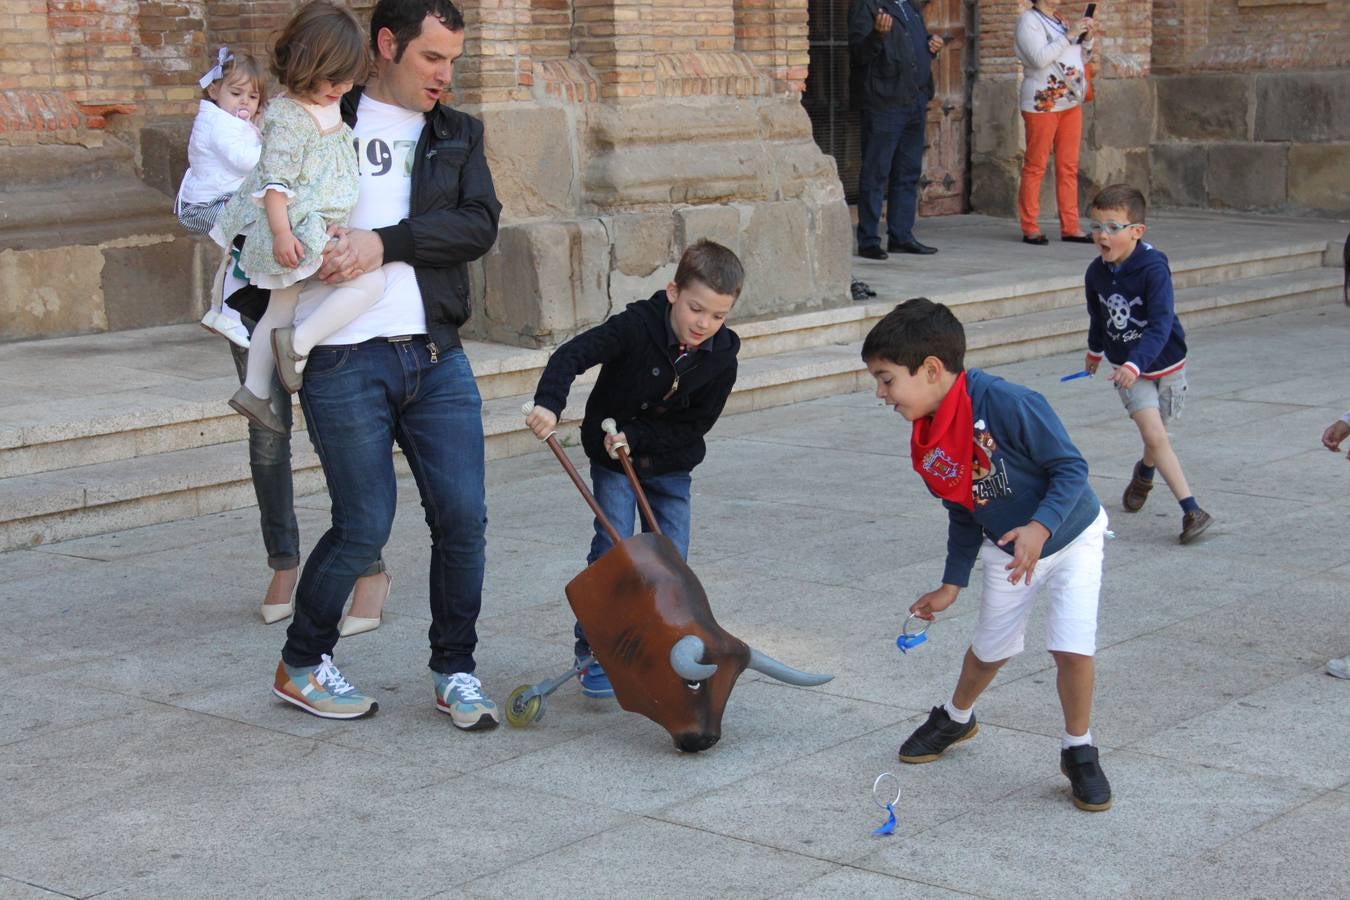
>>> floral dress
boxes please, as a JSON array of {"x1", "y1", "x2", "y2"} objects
[{"x1": 211, "y1": 97, "x2": 358, "y2": 289}]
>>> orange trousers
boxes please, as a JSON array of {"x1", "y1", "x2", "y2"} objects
[{"x1": 1018, "y1": 105, "x2": 1083, "y2": 238}]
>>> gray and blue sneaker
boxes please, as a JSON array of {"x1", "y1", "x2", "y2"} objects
[
  {"x1": 434, "y1": 672, "x2": 500, "y2": 731},
  {"x1": 577, "y1": 656, "x2": 615, "y2": 700},
  {"x1": 272, "y1": 654, "x2": 377, "y2": 719}
]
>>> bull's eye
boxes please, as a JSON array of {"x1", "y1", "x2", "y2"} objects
[{"x1": 684, "y1": 680, "x2": 703, "y2": 692}]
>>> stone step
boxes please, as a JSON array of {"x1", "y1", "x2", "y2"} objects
[
  {"x1": 0, "y1": 345, "x2": 864, "y2": 551},
  {"x1": 731, "y1": 237, "x2": 1332, "y2": 359},
  {"x1": 2, "y1": 264, "x2": 1341, "y2": 552},
  {"x1": 3, "y1": 234, "x2": 1334, "y2": 482}
]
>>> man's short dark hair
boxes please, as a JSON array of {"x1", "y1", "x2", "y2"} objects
[
  {"x1": 860, "y1": 297, "x2": 966, "y2": 374},
  {"x1": 371, "y1": 0, "x2": 465, "y2": 60},
  {"x1": 1089, "y1": 183, "x2": 1147, "y2": 224},
  {"x1": 674, "y1": 239, "x2": 745, "y2": 299}
]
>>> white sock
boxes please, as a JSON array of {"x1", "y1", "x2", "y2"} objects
[
  {"x1": 944, "y1": 699, "x2": 973, "y2": 724},
  {"x1": 1061, "y1": 729, "x2": 1093, "y2": 749}
]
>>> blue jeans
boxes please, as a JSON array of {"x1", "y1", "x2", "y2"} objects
[
  {"x1": 856, "y1": 102, "x2": 928, "y2": 249},
  {"x1": 574, "y1": 464, "x2": 692, "y2": 657},
  {"x1": 283, "y1": 338, "x2": 487, "y2": 675},
  {"x1": 231, "y1": 319, "x2": 383, "y2": 578}
]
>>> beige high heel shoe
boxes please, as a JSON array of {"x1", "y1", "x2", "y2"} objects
[
  {"x1": 260, "y1": 569, "x2": 297, "y2": 624},
  {"x1": 338, "y1": 571, "x2": 392, "y2": 637}
]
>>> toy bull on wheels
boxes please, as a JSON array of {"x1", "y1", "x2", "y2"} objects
[{"x1": 508, "y1": 404, "x2": 833, "y2": 752}]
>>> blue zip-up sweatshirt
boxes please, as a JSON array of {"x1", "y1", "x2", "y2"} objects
[
  {"x1": 939, "y1": 369, "x2": 1102, "y2": 587},
  {"x1": 1085, "y1": 241, "x2": 1188, "y2": 379}
]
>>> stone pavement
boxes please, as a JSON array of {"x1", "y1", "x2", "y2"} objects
[{"x1": 4, "y1": 302, "x2": 1350, "y2": 898}]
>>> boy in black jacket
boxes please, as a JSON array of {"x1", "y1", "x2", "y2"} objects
[{"x1": 526, "y1": 240, "x2": 743, "y2": 699}]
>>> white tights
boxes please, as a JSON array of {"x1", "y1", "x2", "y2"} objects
[{"x1": 242, "y1": 269, "x2": 386, "y2": 399}]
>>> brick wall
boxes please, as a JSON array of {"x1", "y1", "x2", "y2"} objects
[{"x1": 1153, "y1": 0, "x2": 1350, "y2": 73}]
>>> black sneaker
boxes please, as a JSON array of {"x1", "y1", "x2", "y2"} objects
[
  {"x1": 898, "y1": 706, "x2": 979, "y2": 763},
  {"x1": 1060, "y1": 745, "x2": 1112, "y2": 811}
]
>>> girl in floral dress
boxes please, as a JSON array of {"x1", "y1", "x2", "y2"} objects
[{"x1": 213, "y1": 0, "x2": 382, "y2": 434}]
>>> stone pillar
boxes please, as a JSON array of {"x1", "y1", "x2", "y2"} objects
[{"x1": 463, "y1": 0, "x2": 851, "y2": 348}]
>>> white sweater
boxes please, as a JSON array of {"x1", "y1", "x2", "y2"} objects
[
  {"x1": 176, "y1": 100, "x2": 263, "y2": 205},
  {"x1": 1015, "y1": 9, "x2": 1092, "y2": 114}
]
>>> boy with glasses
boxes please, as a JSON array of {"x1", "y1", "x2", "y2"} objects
[{"x1": 1083, "y1": 184, "x2": 1213, "y2": 544}]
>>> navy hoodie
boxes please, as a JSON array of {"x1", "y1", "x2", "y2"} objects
[
  {"x1": 1085, "y1": 241, "x2": 1188, "y2": 378},
  {"x1": 939, "y1": 369, "x2": 1102, "y2": 588}
]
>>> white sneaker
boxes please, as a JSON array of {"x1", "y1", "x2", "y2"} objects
[{"x1": 1327, "y1": 656, "x2": 1350, "y2": 680}]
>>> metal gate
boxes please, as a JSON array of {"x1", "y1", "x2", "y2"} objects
[{"x1": 802, "y1": 0, "x2": 972, "y2": 215}]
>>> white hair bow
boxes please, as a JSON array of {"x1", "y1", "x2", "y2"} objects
[{"x1": 198, "y1": 47, "x2": 234, "y2": 89}]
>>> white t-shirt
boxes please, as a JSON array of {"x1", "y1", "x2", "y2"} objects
[{"x1": 294, "y1": 94, "x2": 426, "y2": 343}]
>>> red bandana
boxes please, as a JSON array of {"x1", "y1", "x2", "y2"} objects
[{"x1": 910, "y1": 372, "x2": 983, "y2": 511}]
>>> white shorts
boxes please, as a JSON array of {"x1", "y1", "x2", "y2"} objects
[{"x1": 969, "y1": 507, "x2": 1108, "y2": 662}]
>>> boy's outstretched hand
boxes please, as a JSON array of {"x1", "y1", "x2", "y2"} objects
[
  {"x1": 996, "y1": 521, "x2": 1050, "y2": 585},
  {"x1": 525, "y1": 405, "x2": 558, "y2": 440},
  {"x1": 910, "y1": 583, "x2": 960, "y2": 620},
  {"x1": 1322, "y1": 419, "x2": 1350, "y2": 458}
]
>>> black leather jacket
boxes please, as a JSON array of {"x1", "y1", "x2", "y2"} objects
[{"x1": 339, "y1": 85, "x2": 501, "y2": 351}]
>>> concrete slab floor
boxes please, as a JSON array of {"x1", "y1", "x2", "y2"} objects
[{"x1": 4, "y1": 302, "x2": 1350, "y2": 897}]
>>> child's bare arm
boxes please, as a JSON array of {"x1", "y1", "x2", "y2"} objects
[{"x1": 264, "y1": 189, "x2": 303, "y2": 268}]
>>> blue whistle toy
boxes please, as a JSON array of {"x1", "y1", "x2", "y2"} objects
[
  {"x1": 1060, "y1": 370, "x2": 1092, "y2": 382},
  {"x1": 895, "y1": 613, "x2": 931, "y2": 655}
]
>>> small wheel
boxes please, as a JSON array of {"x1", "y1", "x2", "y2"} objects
[{"x1": 505, "y1": 684, "x2": 544, "y2": 728}]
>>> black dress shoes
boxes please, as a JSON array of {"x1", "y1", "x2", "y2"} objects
[
  {"x1": 857, "y1": 246, "x2": 889, "y2": 260},
  {"x1": 1022, "y1": 233, "x2": 1050, "y2": 245},
  {"x1": 889, "y1": 239, "x2": 938, "y2": 255},
  {"x1": 1061, "y1": 233, "x2": 1094, "y2": 243}
]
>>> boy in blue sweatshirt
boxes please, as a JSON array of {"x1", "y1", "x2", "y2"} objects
[
  {"x1": 863, "y1": 298, "x2": 1112, "y2": 812},
  {"x1": 1084, "y1": 184, "x2": 1213, "y2": 544}
]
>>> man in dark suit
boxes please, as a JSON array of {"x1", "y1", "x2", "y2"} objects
[{"x1": 849, "y1": 0, "x2": 943, "y2": 260}]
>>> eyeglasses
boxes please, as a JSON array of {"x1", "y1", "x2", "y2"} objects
[{"x1": 1087, "y1": 220, "x2": 1142, "y2": 235}]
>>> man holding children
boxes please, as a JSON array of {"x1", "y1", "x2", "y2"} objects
[{"x1": 231, "y1": 0, "x2": 1238, "y2": 816}]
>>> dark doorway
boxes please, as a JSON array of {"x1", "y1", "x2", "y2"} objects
[{"x1": 801, "y1": 0, "x2": 971, "y2": 215}]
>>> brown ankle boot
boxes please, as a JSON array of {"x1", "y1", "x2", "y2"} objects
[{"x1": 1121, "y1": 463, "x2": 1154, "y2": 512}]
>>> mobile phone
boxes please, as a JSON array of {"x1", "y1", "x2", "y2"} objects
[{"x1": 1076, "y1": 3, "x2": 1095, "y2": 43}]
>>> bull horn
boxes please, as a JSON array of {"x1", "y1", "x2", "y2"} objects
[
  {"x1": 670, "y1": 635, "x2": 718, "y2": 681},
  {"x1": 747, "y1": 648, "x2": 833, "y2": 686}
]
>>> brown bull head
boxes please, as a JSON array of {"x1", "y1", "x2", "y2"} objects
[{"x1": 566, "y1": 532, "x2": 831, "y2": 753}]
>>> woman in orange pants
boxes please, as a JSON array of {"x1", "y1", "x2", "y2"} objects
[{"x1": 1014, "y1": 0, "x2": 1100, "y2": 245}]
